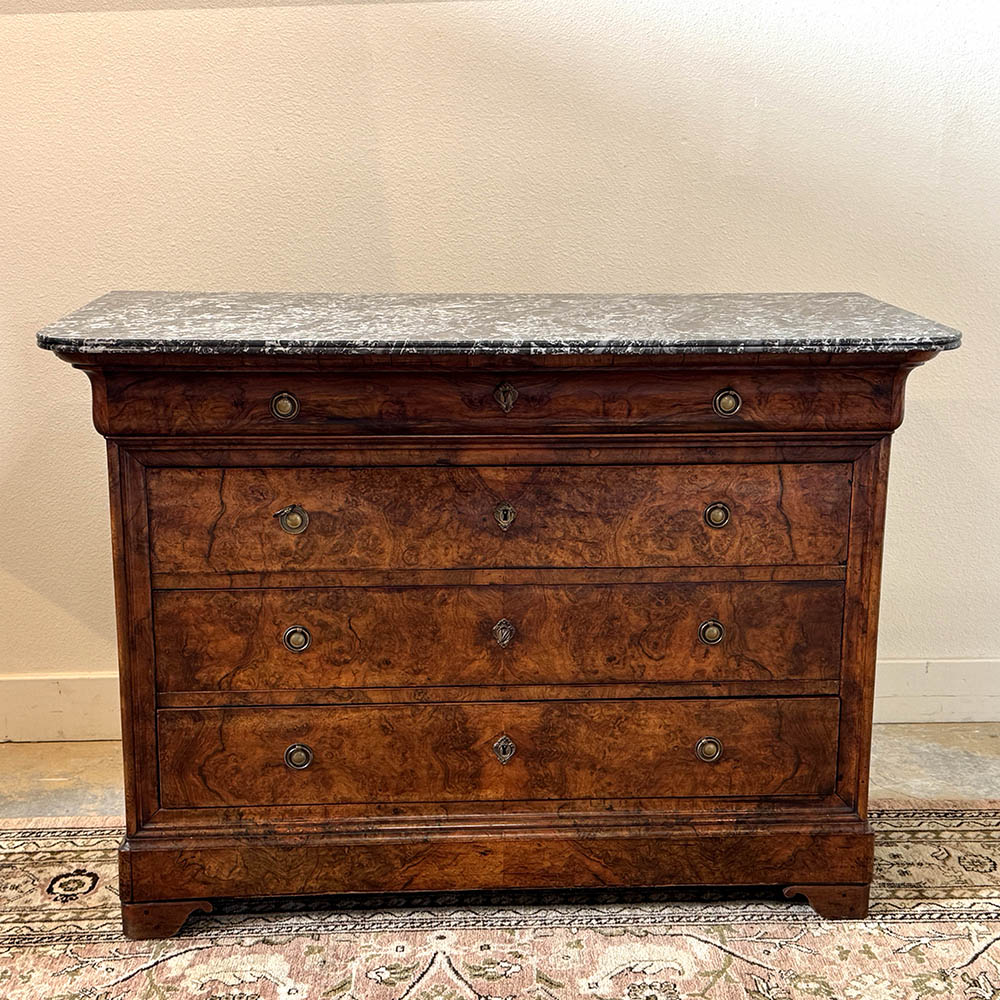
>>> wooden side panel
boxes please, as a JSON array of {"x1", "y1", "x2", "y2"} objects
[
  {"x1": 157, "y1": 697, "x2": 840, "y2": 808},
  {"x1": 146, "y1": 463, "x2": 852, "y2": 575},
  {"x1": 153, "y1": 581, "x2": 844, "y2": 691},
  {"x1": 102, "y1": 368, "x2": 899, "y2": 436}
]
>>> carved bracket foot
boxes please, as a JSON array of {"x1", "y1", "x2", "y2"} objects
[
  {"x1": 121, "y1": 900, "x2": 214, "y2": 939},
  {"x1": 784, "y1": 883, "x2": 870, "y2": 920}
]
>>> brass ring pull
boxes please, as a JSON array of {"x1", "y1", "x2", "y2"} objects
[
  {"x1": 698, "y1": 619, "x2": 725, "y2": 645},
  {"x1": 274, "y1": 504, "x2": 309, "y2": 534},
  {"x1": 494, "y1": 501, "x2": 517, "y2": 532},
  {"x1": 713, "y1": 388, "x2": 742, "y2": 416},
  {"x1": 492, "y1": 734, "x2": 517, "y2": 764},
  {"x1": 704, "y1": 502, "x2": 731, "y2": 528},
  {"x1": 493, "y1": 381, "x2": 519, "y2": 413},
  {"x1": 282, "y1": 625, "x2": 312, "y2": 652},
  {"x1": 270, "y1": 391, "x2": 300, "y2": 420},
  {"x1": 492, "y1": 618, "x2": 516, "y2": 648},
  {"x1": 695, "y1": 737, "x2": 723, "y2": 763},
  {"x1": 284, "y1": 743, "x2": 314, "y2": 770}
]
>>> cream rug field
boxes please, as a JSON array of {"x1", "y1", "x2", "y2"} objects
[{"x1": 2, "y1": 803, "x2": 999, "y2": 1000}]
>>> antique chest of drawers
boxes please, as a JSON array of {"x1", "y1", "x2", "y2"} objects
[{"x1": 38, "y1": 292, "x2": 960, "y2": 938}]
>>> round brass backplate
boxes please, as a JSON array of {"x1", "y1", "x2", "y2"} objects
[
  {"x1": 284, "y1": 743, "x2": 314, "y2": 770},
  {"x1": 713, "y1": 388, "x2": 742, "y2": 416},
  {"x1": 695, "y1": 737, "x2": 723, "y2": 762},
  {"x1": 274, "y1": 504, "x2": 309, "y2": 534},
  {"x1": 270, "y1": 391, "x2": 300, "y2": 420},
  {"x1": 283, "y1": 625, "x2": 312, "y2": 652},
  {"x1": 704, "y1": 502, "x2": 731, "y2": 528},
  {"x1": 698, "y1": 619, "x2": 725, "y2": 645}
]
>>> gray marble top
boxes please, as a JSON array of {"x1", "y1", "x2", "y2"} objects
[{"x1": 36, "y1": 292, "x2": 961, "y2": 356}]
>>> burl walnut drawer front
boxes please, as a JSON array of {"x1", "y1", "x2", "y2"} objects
[
  {"x1": 157, "y1": 697, "x2": 839, "y2": 808},
  {"x1": 147, "y1": 463, "x2": 851, "y2": 575},
  {"x1": 154, "y1": 581, "x2": 844, "y2": 692},
  {"x1": 102, "y1": 368, "x2": 898, "y2": 436}
]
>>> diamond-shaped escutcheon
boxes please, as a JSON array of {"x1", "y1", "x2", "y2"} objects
[
  {"x1": 492, "y1": 618, "x2": 517, "y2": 648},
  {"x1": 492, "y1": 734, "x2": 517, "y2": 764},
  {"x1": 493, "y1": 381, "x2": 519, "y2": 413},
  {"x1": 493, "y1": 501, "x2": 516, "y2": 532}
]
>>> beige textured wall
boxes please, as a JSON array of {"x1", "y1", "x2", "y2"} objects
[{"x1": 2, "y1": 1, "x2": 998, "y2": 736}]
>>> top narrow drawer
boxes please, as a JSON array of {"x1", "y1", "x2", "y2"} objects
[{"x1": 99, "y1": 369, "x2": 898, "y2": 436}]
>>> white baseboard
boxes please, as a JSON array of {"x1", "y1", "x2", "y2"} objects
[
  {"x1": 0, "y1": 660, "x2": 996, "y2": 740},
  {"x1": 874, "y1": 659, "x2": 1000, "y2": 723},
  {"x1": 0, "y1": 672, "x2": 121, "y2": 742}
]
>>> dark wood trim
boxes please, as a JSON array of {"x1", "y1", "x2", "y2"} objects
[
  {"x1": 59, "y1": 348, "x2": 941, "y2": 373},
  {"x1": 126, "y1": 439, "x2": 877, "y2": 469},
  {"x1": 151, "y1": 564, "x2": 848, "y2": 591},
  {"x1": 137, "y1": 794, "x2": 856, "y2": 835},
  {"x1": 157, "y1": 679, "x2": 840, "y2": 708}
]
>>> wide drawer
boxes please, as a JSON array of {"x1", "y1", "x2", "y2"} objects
[
  {"x1": 147, "y1": 463, "x2": 851, "y2": 575},
  {"x1": 102, "y1": 368, "x2": 898, "y2": 436},
  {"x1": 154, "y1": 581, "x2": 844, "y2": 692},
  {"x1": 157, "y1": 697, "x2": 840, "y2": 808}
]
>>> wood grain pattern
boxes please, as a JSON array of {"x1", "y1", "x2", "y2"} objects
[
  {"x1": 101, "y1": 368, "x2": 900, "y2": 436},
  {"x1": 156, "y1": 697, "x2": 840, "y2": 809},
  {"x1": 124, "y1": 824, "x2": 873, "y2": 902},
  {"x1": 153, "y1": 581, "x2": 844, "y2": 691},
  {"x1": 146, "y1": 463, "x2": 852, "y2": 575}
]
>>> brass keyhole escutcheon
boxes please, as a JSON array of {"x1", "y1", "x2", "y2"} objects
[
  {"x1": 698, "y1": 619, "x2": 725, "y2": 645},
  {"x1": 704, "y1": 502, "x2": 731, "y2": 529},
  {"x1": 270, "y1": 391, "x2": 300, "y2": 420},
  {"x1": 713, "y1": 388, "x2": 742, "y2": 417},
  {"x1": 493, "y1": 381, "x2": 519, "y2": 413},
  {"x1": 284, "y1": 743, "x2": 314, "y2": 770},
  {"x1": 283, "y1": 625, "x2": 312, "y2": 652},
  {"x1": 494, "y1": 501, "x2": 517, "y2": 532},
  {"x1": 492, "y1": 734, "x2": 517, "y2": 764},
  {"x1": 695, "y1": 737, "x2": 723, "y2": 763},
  {"x1": 492, "y1": 618, "x2": 516, "y2": 648},
  {"x1": 274, "y1": 504, "x2": 309, "y2": 535}
]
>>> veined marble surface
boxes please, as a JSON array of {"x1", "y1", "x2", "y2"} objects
[{"x1": 36, "y1": 291, "x2": 961, "y2": 356}]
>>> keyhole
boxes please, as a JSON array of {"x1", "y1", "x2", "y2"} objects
[
  {"x1": 494, "y1": 501, "x2": 516, "y2": 532},
  {"x1": 493, "y1": 382, "x2": 518, "y2": 413}
]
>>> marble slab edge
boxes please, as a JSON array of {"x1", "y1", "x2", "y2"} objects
[
  {"x1": 35, "y1": 335, "x2": 961, "y2": 356},
  {"x1": 34, "y1": 292, "x2": 963, "y2": 356}
]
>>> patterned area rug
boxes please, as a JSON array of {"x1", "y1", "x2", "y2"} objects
[{"x1": 2, "y1": 803, "x2": 1000, "y2": 1000}]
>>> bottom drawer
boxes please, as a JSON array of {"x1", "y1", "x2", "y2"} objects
[{"x1": 157, "y1": 698, "x2": 839, "y2": 808}]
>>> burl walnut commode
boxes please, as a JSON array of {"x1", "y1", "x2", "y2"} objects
[{"x1": 38, "y1": 292, "x2": 960, "y2": 938}]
